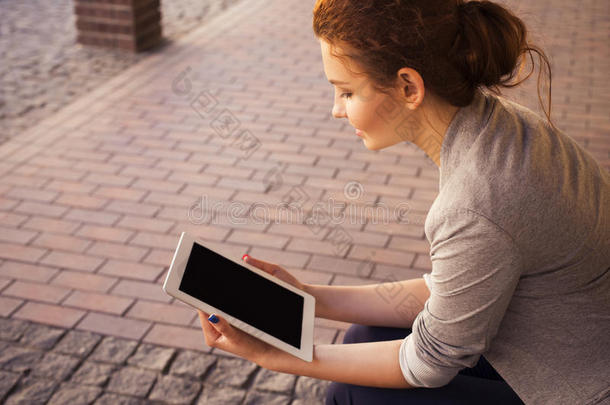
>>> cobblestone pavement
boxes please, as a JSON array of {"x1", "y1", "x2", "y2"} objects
[
  {"x1": 0, "y1": 0, "x2": 242, "y2": 144},
  {"x1": 0, "y1": 0, "x2": 608, "y2": 403},
  {"x1": 0, "y1": 317, "x2": 329, "y2": 404}
]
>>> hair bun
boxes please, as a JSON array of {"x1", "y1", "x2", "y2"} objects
[{"x1": 452, "y1": 0, "x2": 528, "y2": 89}]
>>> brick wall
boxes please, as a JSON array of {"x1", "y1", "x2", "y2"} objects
[{"x1": 74, "y1": 0, "x2": 162, "y2": 52}]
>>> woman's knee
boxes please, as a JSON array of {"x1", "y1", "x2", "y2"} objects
[
  {"x1": 325, "y1": 381, "x2": 351, "y2": 405},
  {"x1": 342, "y1": 324, "x2": 370, "y2": 344}
]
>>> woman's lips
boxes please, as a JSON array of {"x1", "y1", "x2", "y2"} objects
[{"x1": 355, "y1": 129, "x2": 364, "y2": 137}]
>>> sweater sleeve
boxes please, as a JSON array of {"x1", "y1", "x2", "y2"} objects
[{"x1": 399, "y1": 208, "x2": 523, "y2": 387}]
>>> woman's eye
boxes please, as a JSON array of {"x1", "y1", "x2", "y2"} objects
[{"x1": 341, "y1": 93, "x2": 352, "y2": 99}]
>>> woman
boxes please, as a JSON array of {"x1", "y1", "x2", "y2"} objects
[{"x1": 198, "y1": 0, "x2": 610, "y2": 404}]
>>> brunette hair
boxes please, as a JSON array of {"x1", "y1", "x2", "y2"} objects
[{"x1": 313, "y1": 0, "x2": 552, "y2": 123}]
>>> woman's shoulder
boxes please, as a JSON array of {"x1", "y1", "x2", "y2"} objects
[
  {"x1": 446, "y1": 90, "x2": 605, "y2": 192},
  {"x1": 440, "y1": 90, "x2": 553, "y2": 180},
  {"x1": 433, "y1": 91, "x2": 609, "y2": 262}
]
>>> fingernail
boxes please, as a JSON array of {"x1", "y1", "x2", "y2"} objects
[
  {"x1": 242, "y1": 254, "x2": 249, "y2": 261},
  {"x1": 208, "y1": 314, "x2": 219, "y2": 324}
]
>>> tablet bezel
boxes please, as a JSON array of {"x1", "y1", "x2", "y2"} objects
[{"x1": 163, "y1": 231, "x2": 315, "y2": 362}]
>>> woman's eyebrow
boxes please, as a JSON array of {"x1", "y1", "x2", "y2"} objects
[{"x1": 329, "y1": 79, "x2": 350, "y2": 85}]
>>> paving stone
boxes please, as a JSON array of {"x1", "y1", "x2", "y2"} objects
[
  {"x1": 12, "y1": 302, "x2": 84, "y2": 329},
  {"x1": 70, "y1": 361, "x2": 117, "y2": 387},
  {"x1": 54, "y1": 330, "x2": 102, "y2": 357},
  {"x1": 89, "y1": 336, "x2": 137, "y2": 364},
  {"x1": 19, "y1": 323, "x2": 65, "y2": 350},
  {"x1": 0, "y1": 318, "x2": 29, "y2": 341},
  {"x1": 29, "y1": 352, "x2": 80, "y2": 381},
  {"x1": 253, "y1": 368, "x2": 297, "y2": 395},
  {"x1": 205, "y1": 357, "x2": 258, "y2": 388},
  {"x1": 148, "y1": 374, "x2": 202, "y2": 404},
  {"x1": 126, "y1": 343, "x2": 175, "y2": 371},
  {"x1": 47, "y1": 383, "x2": 102, "y2": 405},
  {"x1": 0, "y1": 370, "x2": 21, "y2": 400},
  {"x1": 244, "y1": 390, "x2": 292, "y2": 405},
  {"x1": 197, "y1": 385, "x2": 246, "y2": 405},
  {"x1": 106, "y1": 366, "x2": 156, "y2": 397},
  {"x1": 0, "y1": 0, "x2": 244, "y2": 143},
  {"x1": 94, "y1": 393, "x2": 146, "y2": 405},
  {"x1": 0, "y1": 346, "x2": 43, "y2": 372},
  {"x1": 169, "y1": 350, "x2": 216, "y2": 379},
  {"x1": 4, "y1": 376, "x2": 58, "y2": 405},
  {"x1": 294, "y1": 376, "x2": 331, "y2": 401}
]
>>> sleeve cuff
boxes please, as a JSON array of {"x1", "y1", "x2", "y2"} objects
[
  {"x1": 399, "y1": 331, "x2": 461, "y2": 388},
  {"x1": 423, "y1": 272, "x2": 432, "y2": 291},
  {"x1": 399, "y1": 334, "x2": 425, "y2": 387}
]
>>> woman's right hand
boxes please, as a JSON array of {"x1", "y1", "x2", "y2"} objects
[{"x1": 242, "y1": 255, "x2": 306, "y2": 291}]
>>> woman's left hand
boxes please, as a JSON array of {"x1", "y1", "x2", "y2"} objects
[{"x1": 197, "y1": 310, "x2": 276, "y2": 366}]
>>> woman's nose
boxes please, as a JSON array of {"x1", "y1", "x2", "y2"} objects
[{"x1": 332, "y1": 103, "x2": 346, "y2": 119}]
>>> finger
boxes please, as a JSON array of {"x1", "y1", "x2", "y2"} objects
[
  {"x1": 243, "y1": 255, "x2": 277, "y2": 275},
  {"x1": 198, "y1": 310, "x2": 220, "y2": 341},
  {"x1": 207, "y1": 313, "x2": 237, "y2": 340}
]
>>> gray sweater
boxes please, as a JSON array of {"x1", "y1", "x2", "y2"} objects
[{"x1": 398, "y1": 90, "x2": 610, "y2": 404}]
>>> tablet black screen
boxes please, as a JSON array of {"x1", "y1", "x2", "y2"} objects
[{"x1": 179, "y1": 242, "x2": 304, "y2": 349}]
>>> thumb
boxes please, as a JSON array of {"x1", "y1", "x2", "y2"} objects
[
  {"x1": 242, "y1": 254, "x2": 277, "y2": 275},
  {"x1": 207, "y1": 313, "x2": 236, "y2": 339}
]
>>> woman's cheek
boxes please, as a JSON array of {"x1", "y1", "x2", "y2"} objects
[
  {"x1": 349, "y1": 101, "x2": 372, "y2": 131},
  {"x1": 361, "y1": 98, "x2": 387, "y2": 134}
]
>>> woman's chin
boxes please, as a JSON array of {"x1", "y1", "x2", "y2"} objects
[
  {"x1": 361, "y1": 138, "x2": 396, "y2": 151},
  {"x1": 361, "y1": 138, "x2": 376, "y2": 150}
]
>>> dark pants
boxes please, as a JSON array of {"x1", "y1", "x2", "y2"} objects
[{"x1": 326, "y1": 325, "x2": 525, "y2": 405}]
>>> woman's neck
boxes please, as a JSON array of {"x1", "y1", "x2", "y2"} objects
[{"x1": 411, "y1": 99, "x2": 460, "y2": 168}]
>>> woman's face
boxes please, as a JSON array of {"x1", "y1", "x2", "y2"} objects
[{"x1": 320, "y1": 39, "x2": 407, "y2": 150}]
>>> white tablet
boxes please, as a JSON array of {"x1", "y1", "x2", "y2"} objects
[{"x1": 163, "y1": 232, "x2": 315, "y2": 362}]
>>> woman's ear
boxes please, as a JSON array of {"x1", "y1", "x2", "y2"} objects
[{"x1": 397, "y1": 68, "x2": 425, "y2": 110}]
